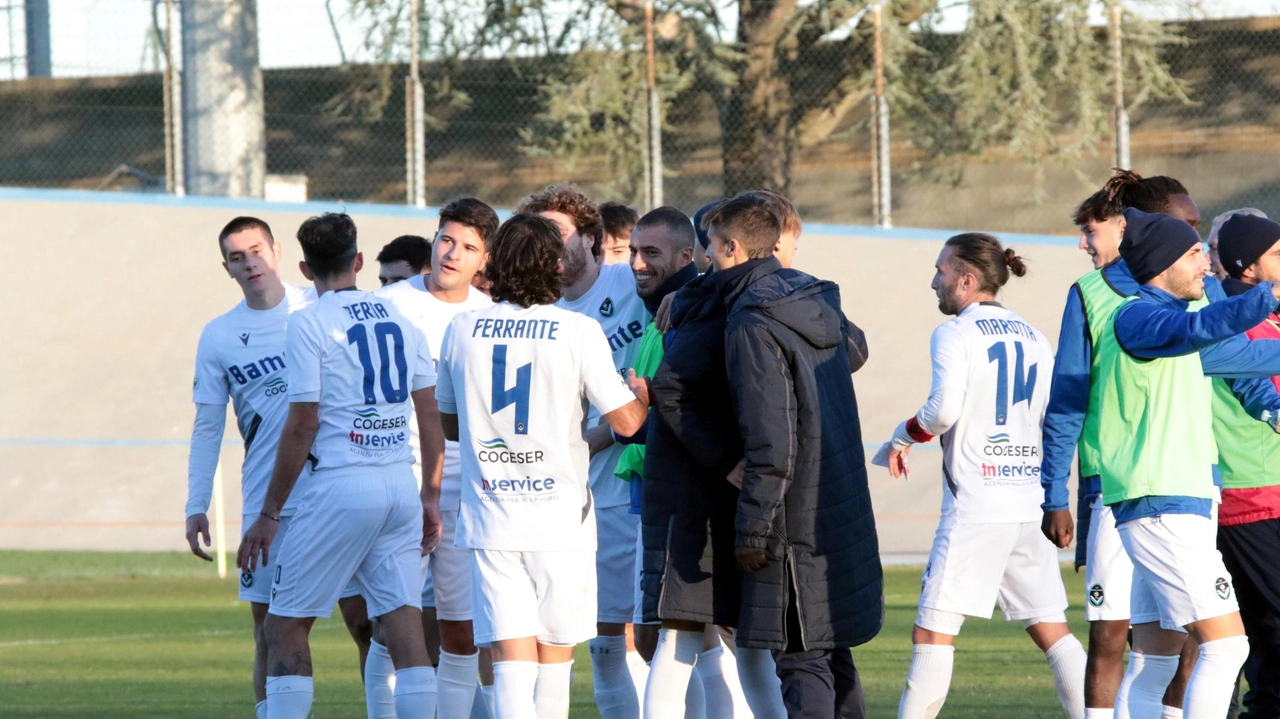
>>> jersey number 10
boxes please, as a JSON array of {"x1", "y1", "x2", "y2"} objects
[
  {"x1": 491, "y1": 344, "x2": 532, "y2": 435},
  {"x1": 987, "y1": 341, "x2": 1037, "y2": 426},
  {"x1": 347, "y1": 323, "x2": 409, "y2": 404}
]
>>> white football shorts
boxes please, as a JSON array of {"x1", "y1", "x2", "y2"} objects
[
  {"x1": 1084, "y1": 498, "x2": 1134, "y2": 622},
  {"x1": 596, "y1": 505, "x2": 639, "y2": 625},
  {"x1": 239, "y1": 513, "x2": 360, "y2": 605},
  {"x1": 471, "y1": 548, "x2": 597, "y2": 646},
  {"x1": 424, "y1": 509, "x2": 473, "y2": 621},
  {"x1": 269, "y1": 465, "x2": 424, "y2": 620},
  {"x1": 1119, "y1": 512, "x2": 1238, "y2": 630},
  {"x1": 917, "y1": 518, "x2": 1069, "y2": 633}
]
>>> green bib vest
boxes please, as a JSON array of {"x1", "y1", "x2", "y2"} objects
[
  {"x1": 614, "y1": 322, "x2": 666, "y2": 481},
  {"x1": 1076, "y1": 269, "x2": 1129, "y2": 478},
  {"x1": 1211, "y1": 376, "x2": 1280, "y2": 490},
  {"x1": 1094, "y1": 295, "x2": 1217, "y2": 503}
]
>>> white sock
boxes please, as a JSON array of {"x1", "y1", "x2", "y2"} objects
[
  {"x1": 365, "y1": 640, "x2": 398, "y2": 719},
  {"x1": 266, "y1": 676, "x2": 313, "y2": 719},
  {"x1": 1046, "y1": 634, "x2": 1088, "y2": 719},
  {"x1": 696, "y1": 646, "x2": 752, "y2": 719},
  {"x1": 897, "y1": 644, "x2": 955, "y2": 719},
  {"x1": 494, "y1": 661, "x2": 539, "y2": 719},
  {"x1": 685, "y1": 667, "x2": 707, "y2": 719},
  {"x1": 627, "y1": 651, "x2": 651, "y2": 716},
  {"x1": 1160, "y1": 707, "x2": 1183, "y2": 719},
  {"x1": 534, "y1": 660, "x2": 574, "y2": 719},
  {"x1": 591, "y1": 635, "x2": 640, "y2": 719},
  {"x1": 1086, "y1": 710, "x2": 1115, "y2": 719},
  {"x1": 482, "y1": 684, "x2": 497, "y2": 717},
  {"x1": 1181, "y1": 636, "x2": 1249, "y2": 719},
  {"x1": 439, "y1": 651, "x2": 481, "y2": 719},
  {"x1": 394, "y1": 666, "x2": 438, "y2": 719},
  {"x1": 1115, "y1": 653, "x2": 1179, "y2": 719},
  {"x1": 470, "y1": 683, "x2": 492, "y2": 719},
  {"x1": 255, "y1": 700, "x2": 268, "y2": 719},
  {"x1": 644, "y1": 629, "x2": 702, "y2": 719},
  {"x1": 735, "y1": 647, "x2": 785, "y2": 719}
]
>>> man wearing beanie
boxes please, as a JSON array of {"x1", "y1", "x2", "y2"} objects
[
  {"x1": 1094, "y1": 208, "x2": 1280, "y2": 719},
  {"x1": 1211, "y1": 212, "x2": 1280, "y2": 719},
  {"x1": 1041, "y1": 207, "x2": 1280, "y2": 719}
]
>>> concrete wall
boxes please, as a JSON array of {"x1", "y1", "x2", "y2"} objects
[{"x1": 0, "y1": 191, "x2": 1094, "y2": 556}]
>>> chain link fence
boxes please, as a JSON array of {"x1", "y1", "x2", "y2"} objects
[{"x1": 3, "y1": 1, "x2": 1280, "y2": 234}]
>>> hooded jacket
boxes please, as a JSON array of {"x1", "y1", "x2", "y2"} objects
[{"x1": 721, "y1": 257, "x2": 883, "y2": 651}]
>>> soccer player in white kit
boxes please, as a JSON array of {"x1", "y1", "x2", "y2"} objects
[
  {"x1": 185, "y1": 216, "x2": 372, "y2": 719},
  {"x1": 378, "y1": 197, "x2": 498, "y2": 719},
  {"x1": 874, "y1": 233, "x2": 1087, "y2": 719},
  {"x1": 435, "y1": 214, "x2": 647, "y2": 719},
  {"x1": 236, "y1": 213, "x2": 446, "y2": 719},
  {"x1": 516, "y1": 184, "x2": 652, "y2": 719}
]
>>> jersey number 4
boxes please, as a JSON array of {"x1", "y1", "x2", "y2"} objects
[
  {"x1": 987, "y1": 341, "x2": 1037, "y2": 426},
  {"x1": 491, "y1": 344, "x2": 531, "y2": 435},
  {"x1": 347, "y1": 323, "x2": 409, "y2": 404}
]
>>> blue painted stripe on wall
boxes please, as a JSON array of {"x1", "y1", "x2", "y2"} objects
[
  {"x1": 0, "y1": 187, "x2": 1076, "y2": 247},
  {"x1": 0, "y1": 436, "x2": 936, "y2": 452}
]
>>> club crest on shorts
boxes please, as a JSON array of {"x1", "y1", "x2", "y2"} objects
[
  {"x1": 599, "y1": 298, "x2": 614, "y2": 317},
  {"x1": 240, "y1": 571, "x2": 254, "y2": 588},
  {"x1": 1088, "y1": 583, "x2": 1105, "y2": 607},
  {"x1": 1216, "y1": 577, "x2": 1231, "y2": 600}
]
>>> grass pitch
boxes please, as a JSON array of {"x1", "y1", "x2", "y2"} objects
[{"x1": 0, "y1": 551, "x2": 1089, "y2": 718}]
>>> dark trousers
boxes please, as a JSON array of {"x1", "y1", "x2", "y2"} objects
[
  {"x1": 773, "y1": 648, "x2": 865, "y2": 719},
  {"x1": 1219, "y1": 517, "x2": 1280, "y2": 719}
]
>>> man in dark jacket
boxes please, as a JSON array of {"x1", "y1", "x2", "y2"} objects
[{"x1": 706, "y1": 194, "x2": 884, "y2": 719}]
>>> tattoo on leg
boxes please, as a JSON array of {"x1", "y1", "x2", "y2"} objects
[{"x1": 270, "y1": 652, "x2": 314, "y2": 677}]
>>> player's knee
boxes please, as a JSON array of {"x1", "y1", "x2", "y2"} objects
[
  {"x1": 914, "y1": 608, "x2": 964, "y2": 642},
  {"x1": 440, "y1": 620, "x2": 476, "y2": 655}
]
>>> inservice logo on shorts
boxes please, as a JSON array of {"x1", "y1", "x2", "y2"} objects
[
  {"x1": 1088, "y1": 583, "x2": 1105, "y2": 607},
  {"x1": 1216, "y1": 577, "x2": 1232, "y2": 600},
  {"x1": 240, "y1": 571, "x2": 254, "y2": 588}
]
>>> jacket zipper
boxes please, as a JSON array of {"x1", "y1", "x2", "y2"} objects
[{"x1": 785, "y1": 543, "x2": 807, "y2": 650}]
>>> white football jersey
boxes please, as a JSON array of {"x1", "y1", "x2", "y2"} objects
[
  {"x1": 286, "y1": 289, "x2": 435, "y2": 472},
  {"x1": 929, "y1": 302, "x2": 1054, "y2": 523},
  {"x1": 436, "y1": 302, "x2": 638, "y2": 552},
  {"x1": 377, "y1": 277, "x2": 493, "y2": 510},
  {"x1": 193, "y1": 284, "x2": 316, "y2": 516},
  {"x1": 555, "y1": 262, "x2": 650, "y2": 508}
]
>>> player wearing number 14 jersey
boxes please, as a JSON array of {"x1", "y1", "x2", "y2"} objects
[
  {"x1": 435, "y1": 214, "x2": 646, "y2": 719},
  {"x1": 236, "y1": 213, "x2": 445, "y2": 719},
  {"x1": 872, "y1": 234, "x2": 1086, "y2": 719}
]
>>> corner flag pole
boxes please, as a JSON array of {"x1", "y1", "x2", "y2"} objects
[{"x1": 213, "y1": 462, "x2": 227, "y2": 579}]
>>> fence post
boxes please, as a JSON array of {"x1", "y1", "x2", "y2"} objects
[
  {"x1": 872, "y1": 2, "x2": 892, "y2": 229},
  {"x1": 163, "y1": 0, "x2": 185, "y2": 196},
  {"x1": 644, "y1": 0, "x2": 663, "y2": 209},
  {"x1": 1110, "y1": 1, "x2": 1130, "y2": 170},
  {"x1": 24, "y1": 0, "x2": 51, "y2": 77},
  {"x1": 405, "y1": 0, "x2": 426, "y2": 208}
]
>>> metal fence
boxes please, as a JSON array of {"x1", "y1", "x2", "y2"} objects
[{"x1": 4, "y1": 1, "x2": 1280, "y2": 235}]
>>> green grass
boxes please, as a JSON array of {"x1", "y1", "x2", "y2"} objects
[{"x1": 0, "y1": 551, "x2": 1090, "y2": 718}]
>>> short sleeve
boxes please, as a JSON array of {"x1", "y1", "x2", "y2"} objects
[
  {"x1": 192, "y1": 325, "x2": 230, "y2": 404},
  {"x1": 579, "y1": 318, "x2": 636, "y2": 416},
  {"x1": 287, "y1": 311, "x2": 323, "y2": 398},
  {"x1": 929, "y1": 323, "x2": 970, "y2": 394},
  {"x1": 410, "y1": 322, "x2": 437, "y2": 392},
  {"x1": 434, "y1": 318, "x2": 458, "y2": 414}
]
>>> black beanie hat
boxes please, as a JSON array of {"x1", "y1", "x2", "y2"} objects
[
  {"x1": 692, "y1": 199, "x2": 726, "y2": 250},
  {"x1": 1118, "y1": 207, "x2": 1203, "y2": 285},
  {"x1": 1219, "y1": 214, "x2": 1280, "y2": 280}
]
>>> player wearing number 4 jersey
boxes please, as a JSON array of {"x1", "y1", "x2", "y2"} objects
[
  {"x1": 436, "y1": 214, "x2": 647, "y2": 719},
  {"x1": 236, "y1": 213, "x2": 446, "y2": 719},
  {"x1": 186, "y1": 217, "x2": 371, "y2": 719},
  {"x1": 873, "y1": 233, "x2": 1086, "y2": 719}
]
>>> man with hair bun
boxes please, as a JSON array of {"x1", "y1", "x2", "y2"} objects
[{"x1": 875, "y1": 234, "x2": 1087, "y2": 719}]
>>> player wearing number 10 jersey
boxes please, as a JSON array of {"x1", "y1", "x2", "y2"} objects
[
  {"x1": 873, "y1": 234, "x2": 1087, "y2": 719},
  {"x1": 435, "y1": 214, "x2": 647, "y2": 719},
  {"x1": 236, "y1": 213, "x2": 445, "y2": 719}
]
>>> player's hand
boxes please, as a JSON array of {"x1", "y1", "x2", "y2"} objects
[
  {"x1": 726, "y1": 459, "x2": 746, "y2": 489},
  {"x1": 887, "y1": 445, "x2": 911, "y2": 480},
  {"x1": 627, "y1": 369, "x2": 651, "y2": 408},
  {"x1": 735, "y1": 546, "x2": 769, "y2": 573},
  {"x1": 421, "y1": 499, "x2": 443, "y2": 555},
  {"x1": 185, "y1": 513, "x2": 213, "y2": 562},
  {"x1": 237, "y1": 515, "x2": 278, "y2": 574},
  {"x1": 654, "y1": 293, "x2": 676, "y2": 333},
  {"x1": 1041, "y1": 509, "x2": 1074, "y2": 549}
]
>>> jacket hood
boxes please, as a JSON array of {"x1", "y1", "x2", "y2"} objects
[{"x1": 732, "y1": 269, "x2": 844, "y2": 351}]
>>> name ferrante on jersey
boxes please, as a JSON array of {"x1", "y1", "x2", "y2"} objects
[{"x1": 472, "y1": 317, "x2": 560, "y2": 340}]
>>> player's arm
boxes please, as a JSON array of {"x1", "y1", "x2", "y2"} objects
[
  {"x1": 843, "y1": 315, "x2": 869, "y2": 374},
  {"x1": 874, "y1": 324, "x2": 966, "y2": 479},
  {"x1": 413, "y1": 386, "x2": 445, "y2": 554},
  {"x1": 185, "y1": 403, "x2": 227, "y2": 562},
  {"x1": 585, "y1": 422, "x2": 616, "y2": 459},
  {"x1": 1116, "y1": 281, "x2": 1280, "y2": 359},
  {"x1": 440, "y1": 413, "x2": 459, "y2": 442},
  {"x1": 236, "y1": 401, "x2": 319, "y2": 573},
  {"x1": 1039, "y1": 287, "x2": 1091, "y2": 547},
  {"x1": 602, "y1": 399, "x2": 647, "y2": 438}
]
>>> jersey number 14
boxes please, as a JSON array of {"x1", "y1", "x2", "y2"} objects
[{"x1": 987, "y1": 340, "x2": 1037, "y2": 426}]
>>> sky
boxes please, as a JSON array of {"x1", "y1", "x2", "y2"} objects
[{"x1": 2, "y1": 0, "x2": 1279, "y2": 80}]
